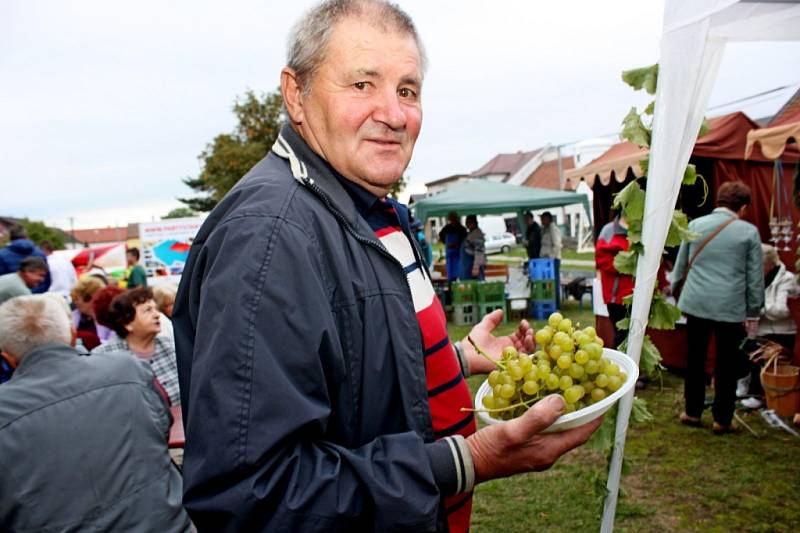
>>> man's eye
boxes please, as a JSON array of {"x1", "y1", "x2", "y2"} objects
[
  {"x1": 398, "y1": 87, "x2": 417, "y2": 98},
  {"x1": 354, "y1": 81, "x2": 368, "y2": 90}
]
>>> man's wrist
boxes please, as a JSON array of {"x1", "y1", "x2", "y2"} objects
[
  {"x1": 453, "y1": 341, "x2": 471, "y2": 377},
  {"x1": 425, "y1": 436, "x2": 475, "y2": 496}
]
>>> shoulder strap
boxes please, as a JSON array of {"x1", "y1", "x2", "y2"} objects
[{"x1": 686, "y1": 217, "x2": 736, "y2": 270}]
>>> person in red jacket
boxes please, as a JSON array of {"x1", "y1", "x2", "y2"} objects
[{"x1": 596, "y1": 214, "x2": 635, "y2": 349}]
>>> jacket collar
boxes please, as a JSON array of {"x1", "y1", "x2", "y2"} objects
[
  {"x1": 14, "y1": 342, "x2": 78, "y2": 376},
  {"x1": 713, "y1": 207, "x2": 739, "y2": 219},
  {"x1": 272, "y1": 123, "x2": 366, "y2": 230}
]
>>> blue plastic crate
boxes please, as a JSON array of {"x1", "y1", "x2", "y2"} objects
[
  {"x1": 528, "y1": 258, "x2": 556, "y2": 280},
  {"x1": 530, "y1": 300, "x2": 558, "y2": 320}
]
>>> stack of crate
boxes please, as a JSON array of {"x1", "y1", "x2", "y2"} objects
[
  {"x1": 528, "y1": 258, "x2": 558, "y2": 320},
  {"x1": 477, "y1": 281, "x2": 507, "y2": 323},
  {"x1": 451, "y1": 280, "x2": 478, "y2": 326}
]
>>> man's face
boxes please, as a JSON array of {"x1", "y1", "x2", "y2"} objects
[
  {"x1": 541, "y1": 215, "x2": 552, "y2": 227},
  {"x1": 20, "y1": 269, "x2": 46, "y2": 288},
  {"x1": 126, "y1": 253, "x2": 136, "y2": 266},
  {"x1": 293, "y1": 17, "x2": 423, "y2": 195}
]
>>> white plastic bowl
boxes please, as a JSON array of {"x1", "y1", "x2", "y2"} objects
[{"x1": 474, "y1": 348, "x2": 638, "y2": 433}]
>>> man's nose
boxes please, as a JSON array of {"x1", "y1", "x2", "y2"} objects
[{"x1": 372, "y1": 89, "x2": 406, "y2": 130}]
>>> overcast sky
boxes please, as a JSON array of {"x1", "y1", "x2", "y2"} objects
[{"x1": 2, "y1": 0, "x2": 799, "y2": 229}]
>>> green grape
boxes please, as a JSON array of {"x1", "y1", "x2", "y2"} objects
[
  {"x1": 606, "y1": 363, "x2": 621, "y2": 377},
  {"x1": 533, "y1": 350, "x2": 548, "y2": 363},
  {"x1": 599, "y1": 357, "x2": 611, "y2": 371},
  {"x1": 586, "y1": 343, "x2": 603, "y2": 360},
  {"x1": 552, "y1": 331, "x2": 569, "y2": 345},
  {"x1": 493, "y1": 384, "x2": 504, "y2": 398},
  {"x1": 557, "y1": 354, "x2": 572, "y2": 370},
  {"x1": 552, "y1": 366, "x2": 563, "y2": 377},
  {"x1": 559, "y1": 375, "x2": 573, "y2": 390},
  {"x1": 564, "y1": 385, "x2": 582, "y2": 404},
  {"x1": 482, "y1": 395, "x2": 496, "y2": 409},
  {"x1": 575, "y1": 350, "x2": 589, "y2": 365},
  {"x1": 500, "y1": 373, "x2": 513, "y2": 385},
  {"x1": 575, "y1": 333, "x2": 590, "y2": 347},
  {"x1": 546, "y1": 373, "x2": 560, "y2": 390},
  {"x1": 574, "y1": 384, "x2": 585, "y2": 399},
  {"x1": 569, "y1": 363, "x2": 585, "y2": 380},
  {"x1": 595, "y1": 373, "x2": 610, "y2": 388},
  {"x1": 488, "y1": 370, "x2": 502, "y2": 387},
  {"x1": 502, "y1": 346, "x2": 518, "y2": 360},
  {"x1": 548, "y1": 344, "x2": 562, "y2": 360},
  {"x1": 564, "y1": 402, "x2": 576, "y2": 413},
  {"x1": 494, "y1": 397, "x2": 510, "y2": 409},
  {"x1": 500, "y1": 383, "x2": 516, "y2": 399},
  {"x1": 581, "y1": 380, "x2": 595, "y2": 393},
  {"x1": 534, "y1": 329, "x2": 552, "y2": 346},
  {"x1": 523, "y1": 369, "x2": 537, "y2": 382},
  {"x1": 518, "y1": 354, "x2": 533, "y2": 372},
  {"x1": 585, "y1": 359, "x2": 600, "y2": 375},
  {"x1": 607, "y1": 375, "x2": 622, "y2": 392},
  {"x1": 537, "y1": 364, "x2": 551, "y2": 380},
  {"x1": 507, "y1": 362, "x2": 524, "y2": 381},
  {"x1": 595, "y1": 336, "x2": 605, "y2": 348},
  {"x1": 583, "y1": 326, "x2": 597, "y2": 340},
  {"x1": 522, "y1": 380, "x2": 540, "y2": 395},
  {"x1": 547, "y1": 312, "x2": 564, "y2": 328},
  {"x1": 557, "y1": 318, "x2": 573, "y2": 333},
  {"x1": 620, "y1": 371, "x2": 628, "y2": 383},
  {"x1": 591, "y1": 388, "x2": 606, "y2": 402},
  {"x1": 557, "y1": 336, "x2": 574, "y2": 353}
]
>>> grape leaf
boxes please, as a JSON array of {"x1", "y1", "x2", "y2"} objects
[
  {"x1": 639, "y1": 334, "x2": 663, "y2": 375},
  {"x1": 632, "y1": 396, "x2": 654, "y2": 424},
  {"x1": 612, "y1": 180, "x2": 646, "y2": 234},
  {"x1": 621, "y1": 107, "x2": 651, "y2": 148},
  {"x1": 614, "y1": 250, "x2": 638, "y2": 275},
  {"x1": 622, "y1": 294, "x2": 633, "y2": 306},
  {"x1": 616, "y1": 317, "x2": 630, "y2": 331},
  {"x1": 648, "y1": 292, "x2": 682, "y2": 330},
  {"x1": 698, "y1": 117, "x2": 711, "y2": 139},
  {"x1": 587, "y1": 406, "x2": 618, "y2": 454},
  {"x1": 621, "y1": 64, "x2": 659, "y2": 95},
  {"x1": 639, "y1": 157, "x2": 649, "y2": 176},
  {"x1": 665, "y1": 210, "x2": 699, "y2": 248},
  {"x1": 683, "y1": 164, "x2": 698, "y2": 186},
  {"x1": 643, "y1": 101, "x2": 655, "y2": 116}
]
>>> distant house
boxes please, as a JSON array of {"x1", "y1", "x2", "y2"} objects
[
  {"x1": 471, "y1": 147, "x2": 548, "y2": 185},
  {"x1": 71, "y1": 226, "x2": 129, "y2": 248},
  {"x1": 425, "y1": 173, "x2": 471, "y2": 196},
  {"x1": 0, "y1": 217, "x2": 24, "y2": 242}
]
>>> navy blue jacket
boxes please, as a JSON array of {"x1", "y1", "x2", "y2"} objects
[
  {"x1": 174, "y1": 124, "x2": 463, "y2": 532},
  {"x1": 0, "y1": 239, "x2": 51, "y2": 293}
]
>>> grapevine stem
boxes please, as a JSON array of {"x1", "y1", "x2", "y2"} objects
[
  {"x1": 467, "y1": 336, "x2": 506, "y2": 369},
  {"x1": 461, "y1": 397, "x2": 538, "y2": 414}
]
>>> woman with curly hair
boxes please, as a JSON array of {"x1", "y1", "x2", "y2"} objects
[{"x1": 91, "y1": 287, "x2": 180, "y2": 406}]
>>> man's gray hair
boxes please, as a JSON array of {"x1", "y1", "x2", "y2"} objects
[
  {"x1": 762, "y1": 243, "x2": 780, "y2": 266},
  {"x1": 0, "y1": 295, "x2": 71, "y2": 359},
  {"x1": 287, "y1": 0, "x2": 427, "y2": 91}
]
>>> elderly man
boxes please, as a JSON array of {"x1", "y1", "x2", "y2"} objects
[
  {"x1": 174, "y1": 1, "x2": 599, "y2": 531},
  {"x1": 0, "y1": 256, "x2": 48, "y2": 305},
  {"x1": 0, "y1": 295, "x2": 191, "y2": 531}
]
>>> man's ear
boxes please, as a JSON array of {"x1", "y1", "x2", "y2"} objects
[{"x1": 281, "y1": 67, "x2": 305, "y2": 125}]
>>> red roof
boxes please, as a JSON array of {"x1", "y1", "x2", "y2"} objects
[
  {"x1": 71, "y1": 226, "x2": 128, "y2": 244},
  {"x1": 522, "y1": 156, "x2": 576, "y2": 190},
  {"x1": 769, "y1": 88, "x2": 800, "y2": 127},
  {"x1": 471, "y1": 149, "x2": 542, "y2": 179}
]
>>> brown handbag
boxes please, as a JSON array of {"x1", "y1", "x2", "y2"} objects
[{"x1": 673, "y1": 217, "x2": 736, "y2": 300}]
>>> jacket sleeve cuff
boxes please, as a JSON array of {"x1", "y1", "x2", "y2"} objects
[
  {"x1": 453, "y1": 341, "x2": 470, "y2": 377},
  {"x1": 425, "y1": 435, "x2": 475, "y2": 496}
]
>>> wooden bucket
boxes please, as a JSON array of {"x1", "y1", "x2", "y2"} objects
[{"x1": 761, "y1": 359, "x2": 800, "y2": 417}]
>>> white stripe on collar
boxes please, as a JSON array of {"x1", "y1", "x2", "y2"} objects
[{"x1": 272, "y1": 134, "x2": 312, "y2": 184}]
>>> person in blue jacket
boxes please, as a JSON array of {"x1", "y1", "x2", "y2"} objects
[
  {"x1": 0, "y1": 225, "x2": 51, "y2": 293},
  {"x1": 438, "y1": 211, "x2": 466, "y2": 281}
]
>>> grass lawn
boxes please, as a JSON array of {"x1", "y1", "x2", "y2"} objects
[{"x1": 447, "y1": 300, "x2": 800, "y2": 532}]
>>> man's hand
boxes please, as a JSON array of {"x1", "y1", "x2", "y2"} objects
[
  {"x1": 466, "y1": 395, "x2": 602, "y2": 483},
  {"x1": 744, "y1": 318, "x2": 759, "y2": 339},
  {"x1": 462, "y1": 310, "x2": 535, "y2": 375}
]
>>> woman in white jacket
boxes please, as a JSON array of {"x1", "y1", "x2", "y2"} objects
[{"x1": 741, "y1": 244, "x2": 798, "y2": 406}]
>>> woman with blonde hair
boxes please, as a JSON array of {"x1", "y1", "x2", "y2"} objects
[{"x1": 69, "y1": 276, "x2": 111, "y2": 349}]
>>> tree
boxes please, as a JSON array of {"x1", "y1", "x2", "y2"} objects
[
  {"x1": 162, "y1": 207, "x2": 196, "y2": 220},
  {"x1": 181, "y1": 89, "x2": 285, "y2": 211},
  {"x1": 0, "y1": 219, "x2": 66, "y2": 249}
]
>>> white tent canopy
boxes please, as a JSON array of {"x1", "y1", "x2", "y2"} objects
[{"x1": 603, "y1": 1, "x2": 800, "y2": 531}]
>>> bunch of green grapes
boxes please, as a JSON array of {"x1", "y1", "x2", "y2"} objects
[{"x1": 477, "y1": 312, "x2": 627, "y2": 421}]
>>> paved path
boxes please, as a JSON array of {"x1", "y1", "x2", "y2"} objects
[{"x1": 490, "y1": 255, "x2": 595, "y2": 269}]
